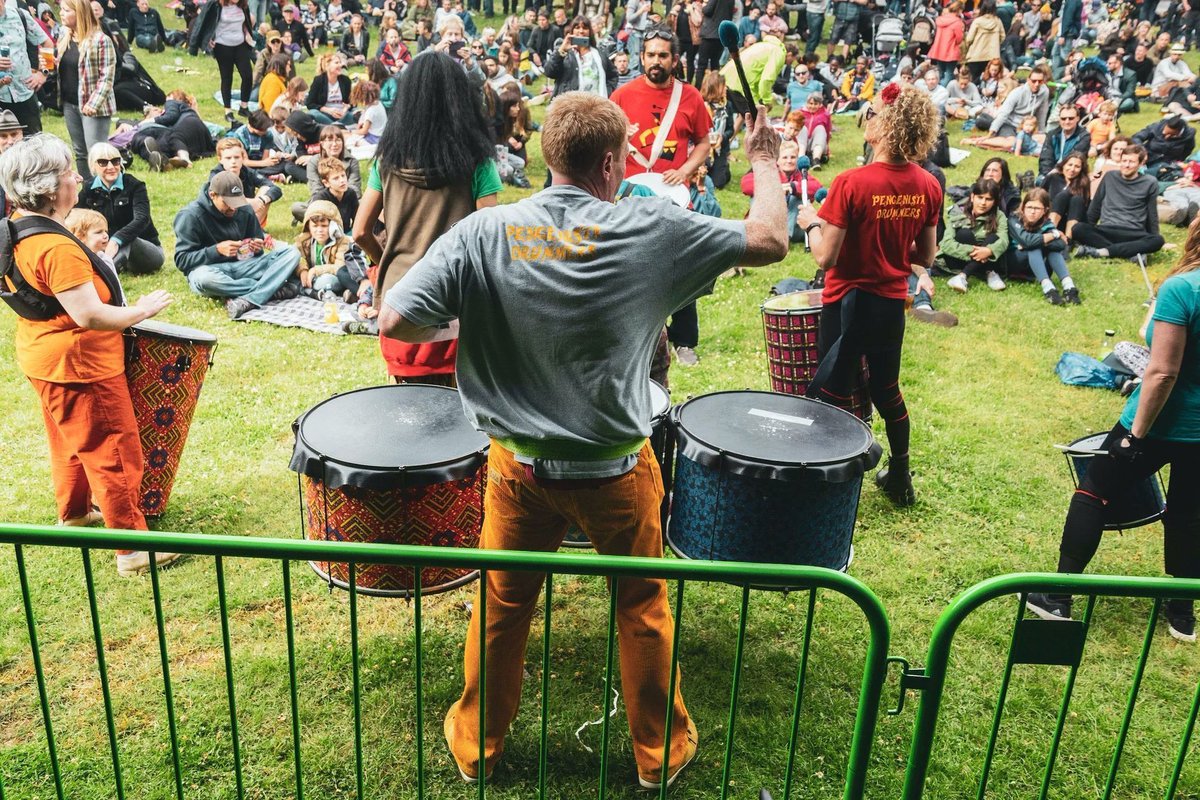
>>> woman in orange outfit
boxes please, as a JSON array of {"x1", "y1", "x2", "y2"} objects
[{"x1": 0, "y1": 134, "x2": 179, "y2": 576}]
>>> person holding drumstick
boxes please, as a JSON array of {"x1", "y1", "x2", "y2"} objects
[
  {"x1": 1026, "y1": 218, "x2": 1200, "y2": 642},
  {"x1": 794, "y1": 82, "x2": 942, "y2": 507},
  {"x1": 380, "y1": 92, "x2": 787, "y2": 789},
  {"x1": 0, "y1": 134, "x2": 180, "y2": 576}
]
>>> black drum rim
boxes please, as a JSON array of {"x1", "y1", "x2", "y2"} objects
[
  {"x1": 670, "y1": 390, "x2": 882, "y2": 483},
  {"x1": 130, "y1": 318, "x2": 220, "y2": 344},
  {"x1": 290, "y1": 384, "x2": 489, "y2": 489}
]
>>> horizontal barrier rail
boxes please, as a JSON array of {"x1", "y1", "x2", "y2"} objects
[
  {"x1": 901, "y1": 572, "x2": 1200, "y2": 800},
  {"x1": 0, "y1": 523, "x2": 891, "y2": 800}
]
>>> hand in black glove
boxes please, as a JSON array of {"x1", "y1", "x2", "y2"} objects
[{"x1": 1109, "y1": 431, "x2": 1145, "y2": 465}]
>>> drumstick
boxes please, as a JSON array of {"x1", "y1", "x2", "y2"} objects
[
  {"x1": 718, "y1": 21, "x2": 756, "y2": 124},
  {"x1": 1052, "y1": 444, "x2": 1109, "y2": 456},
  {"x1": 797, "y1": 155, "x2": 811, "y2": 251}
]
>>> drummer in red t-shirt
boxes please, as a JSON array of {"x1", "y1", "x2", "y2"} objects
[
  {"x1": 610, "y1": 27, "x2": 713, "y2": 366},
  {"x1": 610, "y1": 28, "x2": 712, "y2": 186},
  {"x1": 794, "y1": 83, "x2": 943, "y2": 507}
]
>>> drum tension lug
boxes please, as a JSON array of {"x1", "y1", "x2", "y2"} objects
[{"x1": 885, "y1": 656, "x2": 930, "y2": 716}]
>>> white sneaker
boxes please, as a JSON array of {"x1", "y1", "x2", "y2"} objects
[
  {"x1": 116, "y1": 551, "x2": 183, "y2": 577},
  {"x1": 986, "y1": 271, "x2": 1007, "y2": 291},
  {"x1": 947, "y1": 273, "x2": 968, "y2": 293},
  {"x1": 729, "y1": 136, "x2": 739, "y2": 150}
]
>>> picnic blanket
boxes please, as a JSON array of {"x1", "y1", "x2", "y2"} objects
[{"x1": 235, "y1": 295, "x2": 366, "y2": 335}]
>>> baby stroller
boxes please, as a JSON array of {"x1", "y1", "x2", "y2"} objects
[
  {"x1": 907, "y1": 10, "x2": 935, "y2": 55},
  {"x1": 1057, "y1": 56, "x2": 1110, "y2": 119},
  {"x1": 871, "y1": 13, "x2": 906, "y2": 79}
]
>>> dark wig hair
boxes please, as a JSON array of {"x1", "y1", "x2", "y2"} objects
[
  {"x1": 376, "y1": 52, "x2": 494, "y2": 183},
  {"x1": 964, "y1": 177, "x2": 1001, "y2": 234}
]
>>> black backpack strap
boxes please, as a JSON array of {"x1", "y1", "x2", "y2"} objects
[{"x1": 0, "y1": 216, "x2": 125, "y2": 321}]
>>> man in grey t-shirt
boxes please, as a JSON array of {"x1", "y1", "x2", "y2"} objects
[{"x1": 380, "y1": 91, "x2": 786, "y2": 790}]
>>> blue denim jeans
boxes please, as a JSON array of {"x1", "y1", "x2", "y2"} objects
[
  {"x1": 185, "y1": 245, "x2": 302, "y2": 306},
  {"x1": 908, "y1": 273, "x2": 932, "y2": 308},
  {"x1": 805, "y1": 11, "x2": 825, "y2": 54},
  {"x1": 1013, "y1": 247, "x2": 1070, "y2": 283}
]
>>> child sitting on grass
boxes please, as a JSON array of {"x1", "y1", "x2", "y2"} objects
[
  {"x1": 312, "y1": 157, "x2": 359, "y2": 231},
  {"x1": 796, "y1": 93, "x2": 832, "y2": 165},
  {"x1": 1086, "y1": 100, "x2": 1118, "y2": 157},
  {"x1": 943, "y1": 178, "x2": 1010, "y2": 293},
  {"x1": 64, "y1": 209, "x2": 115, "y2": 270},
  {"x1": 1008, "y1": 187, "x2": 1080, "y2": 305},
  {"x1": 295, "y1": 200, "x2": 369, "y2": 304}
]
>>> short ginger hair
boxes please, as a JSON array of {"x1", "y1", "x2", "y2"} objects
[{"x1": 540, "y1": 92, "x2": 628, "y2": 179}]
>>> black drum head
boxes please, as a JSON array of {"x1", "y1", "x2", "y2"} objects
[
  {"x1": 290, "y1": 385, "x2": 488, "y2": 489},
  {"x1": 672, "y1": 390, "x2": 880, "y2": 482}
]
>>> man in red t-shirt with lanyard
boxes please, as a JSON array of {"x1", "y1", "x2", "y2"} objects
[
  {"x1": 611, "y1": 28, "x2": 712, "y2": 365},
  {"x1": 795, "y1": 83, "x2": 943, "y2": 507}
]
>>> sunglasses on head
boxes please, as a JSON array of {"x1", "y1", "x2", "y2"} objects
[{"x1": 94, "y1": 157, "x2": 121, "y2": 167}]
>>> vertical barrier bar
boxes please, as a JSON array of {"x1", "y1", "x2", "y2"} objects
[
  {"x1": 1166, "y1": 676, "x2": 1200, "y2": 799},
  {"x1": 282, "y1": 560, "x2": 305, "y2": 800},
  {"x1": 14, "y1": 544, "x2": 65, "y2": 800},
  {"x1": 783, "y1": 589, "x2": 818, "y2": 800},
  {"x1": 538, "y1": 576, "x2": 553, "y2": 800},
  {"x1": 598, "y1": 582, "x2": 619, "y2": 800},
  {"x1": 1102, "y1": 599, "x2": 1161, "y2": 800},
  {"x1": 657, "y1": 580, "x2": 687, "y2": 800},
  {"x1": 149, "y1": 553, "x2": 185, "y2": 800},
  {"x1": 1038, "y1": 595, "x2": 1097, "y2": 800},
  {"x1": 413, "y1": 569, "x2": 425, "y2": 800},
  {"x1": 349, "y1": 563, "x2": 364, "y2": 800},
  {"x1": 81, "y1": 549, "x2": 125, "y2": 800},
  {"x1": 214, "y1": 557, "x2": 245, "y2": 800},
  {"x1": 976, "y1": 597, "x2": 1029, "y2": 799},
  {"x1": 478, "y1": 567, "x2": 488, "y2": 800},
  {"x1": 719, "y1": 587, "x2": 751, "y2": 800}
]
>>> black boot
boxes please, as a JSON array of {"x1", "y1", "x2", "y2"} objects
[{"x1": 875, "y1": 453, "x2": 915, "y2": 507}]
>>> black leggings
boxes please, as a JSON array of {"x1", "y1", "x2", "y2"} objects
[
  {"x1": 816, "y1": 290, "x2": 910, "y2": 456},
  {"x1": 213, "y1": 42, "x2": 253, "y2": 110},
  {"x1": 1058, "y1": 424, "x2": 1200, "y2": 585}
]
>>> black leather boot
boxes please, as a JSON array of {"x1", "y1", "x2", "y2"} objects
[{"x1": 875, "y1": 453, "x2": 915, "y2": 507}]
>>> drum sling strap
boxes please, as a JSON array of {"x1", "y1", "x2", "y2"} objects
[
  {"x1": 804, "y1": 288, "x2": 858, "y2": 402},
  {"x1": 0, "y1": 216, "x2": 125, "y2": 321}
]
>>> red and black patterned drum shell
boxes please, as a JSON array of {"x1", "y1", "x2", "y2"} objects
[{"x1": 125, "y1": 320, "x2": 217, "y2": 518}]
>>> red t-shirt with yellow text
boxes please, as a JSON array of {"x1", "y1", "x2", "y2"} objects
[
  {"x1": 817, "y1": 161, "x2": 943, "y2": 303},
  {"x1": 610, "y1": 77, "x2": 712, "y2": 176}
]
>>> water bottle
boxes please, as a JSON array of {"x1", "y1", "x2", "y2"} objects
[
  {"x1": 0, "y1": 46, "x2": 12, "y2": 87},
  {"x1": 1099, "y1": 329, "x2": 1115, "y2": 360}
]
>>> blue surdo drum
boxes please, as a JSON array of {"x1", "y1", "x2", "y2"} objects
[
  {"x1": 562, "y1": 379, "x2": 674, "y2": 548},
  {"x1": 1062, "y1": 432, "x2": 1166, "y2": 531},
  {"x1": 666, "y1": 391, "x2": 881, "y2": 574}
]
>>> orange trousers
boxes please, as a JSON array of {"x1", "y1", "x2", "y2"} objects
[
  {"x1": 30, "y1": 375, "x2": 148, "y2": 533},
  {"x1": 446, "y1": 440, "x2": 691, "y2": 779}
]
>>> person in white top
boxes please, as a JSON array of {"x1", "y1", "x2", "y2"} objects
[{"x1": 1153, "y1": 42, "x2": 1196, "y2": 100}]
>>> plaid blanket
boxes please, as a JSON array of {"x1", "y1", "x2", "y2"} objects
[{"x1": 235, "y1": 296, "x2": 361, "y2": 335}]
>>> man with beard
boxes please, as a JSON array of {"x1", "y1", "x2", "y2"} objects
[{"x1": 610, "y1": 27, "x2": 712, "y2": 366}]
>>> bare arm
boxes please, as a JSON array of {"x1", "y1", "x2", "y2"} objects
[
  {"x1": 56, "y1": 283, "x2": 171, "y2": 331},
  {"x1": 739, "y1": 108, "x2": 788, "y2": 266},
  {"x1": 352, "y1": 186, "x2": 384, "y2": 265},
  {"x1": 1129, "y1": 320, "x2": 1186, "y2": 438},
  {"x1": 378, "y1": 309, "x2": 459, "y2": 342},
  {"x1": 807, "y1": 220, "x2": 847, "y2": 270}
]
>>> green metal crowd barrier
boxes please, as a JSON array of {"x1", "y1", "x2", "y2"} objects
[
  {"x1": 899, "y1": 573, "x2": 1200, "y2": 800},
  {"x1": 0, "y1": 523, "x2": 892, "y2": 800}
]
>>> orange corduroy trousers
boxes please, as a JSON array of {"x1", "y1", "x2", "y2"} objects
[
  {"x1": 446, "y1": 439, "x2": 692, "y2": 780},
  {"x1": 30, "y1": 375, "x2": 147, "y2": 533}
]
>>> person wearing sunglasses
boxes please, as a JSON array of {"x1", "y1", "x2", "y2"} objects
[
  {"x1": 978, "y1": 64, "x2": 1049, "y2": 138},
  {"x1": 75, "y1": 142, "x2": 164, "y2": 275}
]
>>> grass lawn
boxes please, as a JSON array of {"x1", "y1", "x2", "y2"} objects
[{"x1": 2, "y1": 14, "x2": 1200, "y2": 798}]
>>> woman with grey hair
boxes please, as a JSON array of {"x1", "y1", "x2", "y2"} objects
[
  {"x1": 75, "y1": 143, "x2": 164, "y2": 274},
  {"x1": 0, "y1": 134, "x2": 179, "y2": 577}
]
